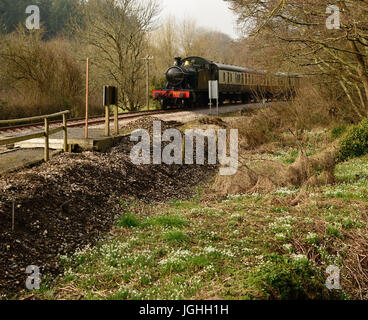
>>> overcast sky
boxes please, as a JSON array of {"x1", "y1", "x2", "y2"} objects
[{"x1": 159, "y1": 0, "x2": 239, "y2": 39}]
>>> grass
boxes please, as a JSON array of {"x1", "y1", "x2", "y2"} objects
[
  {"x1": 117, "y1": 213, "x2": 140, "y2": 228},
  {"x1": 16, "y1": 125, "x2": 368, "y2": 301},
  {"x1": 24, "y1": 155, "x2": 368, "y2": 300},
  {"x1": 146, "y1": 215, "x2": 187, "y2": 228},
  {"x1": 163, "y1": 230, "x2": 188, "y2": 242},
  {"x1": 273, "y1": 149, "x2": 315, "y2": 164}
]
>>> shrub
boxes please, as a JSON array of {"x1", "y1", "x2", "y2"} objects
[
  {"x1": 330, "y1": 124, "x2": 347, "y2": 139},
  {"x1": 238, "y1": 84, "x2": 334, "y2": 149},
  {"x1": 0, "y1": 28, "x2": 89, "y2": 119},
  {"x1": 246, "y1": 254, "x2": 330, "y2": 299},
  {"x1": 338, "y1": 118, "x2": 368, "y2": 162}
]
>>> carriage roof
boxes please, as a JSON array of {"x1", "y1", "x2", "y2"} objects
[{"x1": 182, "y1": 56, "x2": 300, "y2": 77}]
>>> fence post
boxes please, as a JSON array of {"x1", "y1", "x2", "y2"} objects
[
  {"x1": 114, "y1": 105, "x2": 119, "y2": 135},
  {"x1": 63, "y1": 113, "x2": 68, "y2": 152},
  {"x1": 44, "y1": 118, "x2": 49, "y2": 162},
  {"x1": 105, "y1": 105, "x2": 110, "y2": 137}
]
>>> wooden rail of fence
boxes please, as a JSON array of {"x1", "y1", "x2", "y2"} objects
[{"x1": 0, "y1": 111, "x2": 70, "y2": 162}]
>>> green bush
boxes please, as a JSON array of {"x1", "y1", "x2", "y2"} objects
[
  {"x1": 330, "y1": 124, "x2": 347, "y2": 139},
  {"x1": 246, "y1": 254, "x2": 329, "y2": 299},
  {"x1": 338, "y1": 118, "x2": 368, "y2": 162}
]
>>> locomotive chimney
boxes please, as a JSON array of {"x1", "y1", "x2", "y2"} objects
[{"x1": 174, "y1": 57, "x2": 182, "y2": 66}]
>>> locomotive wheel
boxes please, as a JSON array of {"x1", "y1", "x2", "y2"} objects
[{"x1": 161, "y1": 99, "x2": 168, "y2": 109}]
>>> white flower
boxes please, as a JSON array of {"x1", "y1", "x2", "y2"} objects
[
  {"x1": 204, "y1": 246, "x2": 217, "y2": 253},
  {"x1": 291, "y1": 254, "x2": 308, "y2": 261},
  {"x1": 307, "y1": 232, "x2": 318, "y2": 241},
  {"x1": 276, "y1": 233, "x2": 287, "y2": 240}
]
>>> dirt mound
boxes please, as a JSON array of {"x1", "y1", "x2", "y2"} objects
[
  {"x1": 122, "y1": 116, "x2": 184, "y2": 135},
  {"x1": 0, "y1": 134, "x2": 216, "y2": 297},
  {"x1": 240, "y1": 108, "x2": 257, "y2": 117},
  {"x1": 199, "y1": 117, "x2": 227, "y2": 128}
]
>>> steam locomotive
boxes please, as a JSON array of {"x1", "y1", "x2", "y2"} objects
[{"x1": 153, "y1": 56, "x2": 301, "y2": 109}]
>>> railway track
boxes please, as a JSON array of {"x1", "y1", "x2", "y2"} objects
[
  {"x1": 0, "y1": 108, "x2": 187, "y2": 135},
  {"x1": 0, "y1": 108, "x2": 193, "y2": 153},
  {"x1": 0, "y1": 101, "x2": 270, "y2": 138}
]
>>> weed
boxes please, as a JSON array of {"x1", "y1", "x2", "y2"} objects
[
  {"x1": 117, "y1": 213, "x2": 140, "y2": 228},
  {"x1": 246, "y1": 254, "x2": 327, "y2": 299},
  {"x1": 326, "y1": 224, "x2": 344, "y2": 239},
  {"x1": 146, "y1": 215, "x2": 187, "y2": 228},
  {"x1": 163, "y1": 230, "x2": 188, "y2": 242},
  {"x1": 331, "y1": 125, "x2": 347, "y2": 139}
]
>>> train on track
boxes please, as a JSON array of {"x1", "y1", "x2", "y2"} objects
[{"x1": 153, "y1": 56, "x2": 301, "y2": 109}]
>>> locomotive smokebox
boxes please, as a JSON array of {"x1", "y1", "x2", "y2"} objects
[{"x1": 166, "y1": 66, "x2": 185, "y2": 87}]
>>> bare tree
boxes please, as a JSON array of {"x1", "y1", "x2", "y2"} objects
[
  {"x1": 0, "y1": 27, "x2": 83, "y2": 117},
  {"x1": 149, "y1": 16, "x2": 236, "y2": 87},
  {"x1": 75, "y1": 0, "x2": 159, "y2": 111},
  {"x1": 151, "y1": 15, "x2": 178, "y2": 70},
  {"x1": 225, "y1": 0, "x2": 368, "y2": 118}
]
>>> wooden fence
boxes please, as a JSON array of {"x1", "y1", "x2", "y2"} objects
[
  {"x1": 0, "y1": 111, "x2": 70, "y2": 162},
  {"x1": 104, "y1": 105, "x2": 120, "y2": 137}
]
